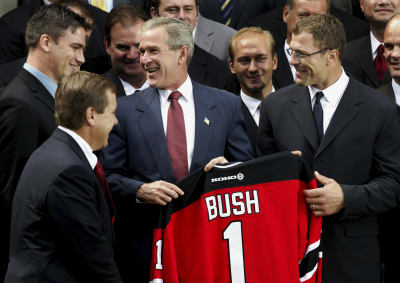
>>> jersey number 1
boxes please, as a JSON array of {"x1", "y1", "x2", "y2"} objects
[{"x1": 223, "y1": 221, "x2": 246, "y2": 283}]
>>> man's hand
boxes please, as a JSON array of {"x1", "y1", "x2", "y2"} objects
[
  {"x1": 204, "y1": 156, "x2": 228, "y2": 172},
  {"x1": 304, "y1": 171, "x2": 345, "y2": 216},
  {"x1": 136, "y1": 180, "x2": 184, "y2": 206},
  {"x1": 291, "y1": 150, "x2": 302, "y2": 157}
]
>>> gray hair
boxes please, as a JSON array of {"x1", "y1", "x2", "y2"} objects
[{"x1": 142, "y1": 17, "x2": 194, "y2": 64}]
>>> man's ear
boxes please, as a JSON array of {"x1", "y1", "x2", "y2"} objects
[
  {"x1": 104, "y1": 37, "x2": 111, "y2": 56},
  {"x1": 86, "y1": 107, "x2": 96, "y2": 126},
  {"x1": 228, "y1": 58, "x2": 236, "y2": 74},
  {"x1": 39, "y1": 34, "x2": 51, "y2": 53},
  {"x1": 272, "y1": 53, "x2": 278, "y2": 71},
  {"x1": 150, "y1": 7, "x2": 158, "y2": 18},
  {"x1": 178, "y1": 46, "x2": 189, "y2": 65}
]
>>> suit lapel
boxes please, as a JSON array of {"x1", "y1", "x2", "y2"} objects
[
  {"x1": 136, "y1": 89, "x2": 175, "y2": 181},
  {"x1": 204, "y1": 0, "x2": 224, "y2": 23},
  {"x1": 290, "y1": 87, "x2": 319, "y2": 151},
  {"x1": 188, "y1": 45, "x2": 207, "y2": 84},
  {"x1": 315, "y1": 79, "x2": 361, "y2": 157},
  {"x1": 19, "y1": 69, "x2": 54, "y2": 112},
  {"x1": 241, "y1": 101, "x2": 258, "y2": 146},
  {"x1": 190, "y1": 82, "x2": 216, "y2": 172},
  {"x1": 230, "y1": 0, "x2": 246, "y2": 28},
  {"x1": 195, "y1": 14, "x2": 214, "y2": 54},
  {"x1": 106, "y1": 69, "x2": 126, "y2": 97},
  {"x1": 273, "y1": 48, "x2": 295, "y2": 89},
  {"x1": 357, "y1": 35, "x2": 380, "y2": 88}
]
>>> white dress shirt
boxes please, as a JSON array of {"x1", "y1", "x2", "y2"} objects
[
  {"x1": 240, "y1": 87, "x2": 275, "y2": 126},
  {"x1": 370, "y1": 31, "x2": 382, "y2": 61},
  {"x1": 120, "y1": 78, "x2": 149, "y2": 95},
  {"x1": 391, "y1": 79, "x2": 400, "y2": 106},
  {"x1": 58, "y1": 126, "x2": 97, "y2": 170},
  {"x1": 308, "y1": 68, "x2": 349, "y2": 134},
  {"x1": 284, "y1": 39, "x2": 297, "y2": 82},
  {"x1": 159, "y1": 76, "x2": 195, "y2": 170}
]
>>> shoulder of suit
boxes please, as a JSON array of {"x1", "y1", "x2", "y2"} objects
[{"x1": 348, "y1": 78, "x2": 395, "y2": 108}]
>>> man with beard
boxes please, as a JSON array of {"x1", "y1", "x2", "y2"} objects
[{"x1": 228, "y1": 27, "x2": 277, "y2": 148}]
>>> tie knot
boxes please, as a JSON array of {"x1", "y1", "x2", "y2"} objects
[
  {"x1": 169, "y1": 91, "x2": 182, "y2": 100},
  {"x1": 315, "y1": 91, "x2": 323, "y2": 102},
  {"x1": 377, "y1": 44, "x2": 385, "y2": 55}
]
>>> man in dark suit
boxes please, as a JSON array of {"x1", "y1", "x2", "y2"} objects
[
  {"x1": 250, "y1": 0, "x2": 369, "y2": 89},
  {"x1": 257, "y1": 14, "x2": 400, "y2": 283},
  {"x1": 0, "y1": 0, "x2": 96, "y2": 89},
  {"x1": 197, "y1": 0, "x2": 282, "y2": 29},
  {"x1": 100, "y1": 17, "x2": 254, "y2": 283},
  {"x1": 228, "y1": 27, "x2": 277, "y2": 148},
  {"x1": 377, "y1": 14, "x2": 400, "y2": 283},
  {"x1": 0, "y1": 0, "x2": 110, "y2": 74},
  {"x1": 0, "y1": 5, "x2": 89, "y2": 281},
  {"x1": 5, "y1": 71, "x2": 121, "y2": 283},
  {"x1": 104, "y1": 4, "x2": 149, "y2": 97},
  {"x1": 343, "y1": 0, "x2": 400, "y2": 88}
]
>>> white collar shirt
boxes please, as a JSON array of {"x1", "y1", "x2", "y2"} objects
[
  {"x1": 284, "y1": 39, "x2": 296, "y2": 82},
  {"x1": 240, "y1": 87, "x2": 275, "y2": 126},
  {"x1": 308, "y1": 68, "x2": 349, "y2": 134},
  {"x1": 391, "y1": 79, "x2": 400, "y2": 106},
  {"x1": 120, "y1": 78, "x2": 149, "y2": 95},
  {"x1": 159, "y1": 76, "x2": 195, "y2": 170},
  {"x1": 58, "y1": 126, "x2": 98, "y2": 170},
  {"x1": 370, "y1": 31, "x2": 382, "y2": 61}
]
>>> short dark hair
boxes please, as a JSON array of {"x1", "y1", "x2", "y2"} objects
[
  {"x1": 26, "y1": 4, "x2": 90, "y2": 49},
  {"x1": 105, "y1": 4, "x2": 148, "y2": 43},
  {"x1": 150, "y1": 0, "x2": 198, "y2": 14},
  {"x1": 229, "y1": 27, "x2": 276, "y2": 60},
  {"x1": 293, "y1": 14, "x2": 346, "y2": 60},
  {"x1": 58, "y1": 0, "x2": 95, "y2": 27},
  {"x1": 55, "y1": 71, "x2": 116, "y2": 130}
]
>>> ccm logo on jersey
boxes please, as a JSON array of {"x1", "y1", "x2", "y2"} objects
[{"x1": 210, "y1": 172, "x2": 244, "y2": 183}]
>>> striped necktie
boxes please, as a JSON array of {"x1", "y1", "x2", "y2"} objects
[{"x1": 219, "y1": 0, "x2": 234, "y2": 26}]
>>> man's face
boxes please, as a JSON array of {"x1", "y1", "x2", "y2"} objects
[
  {"x1": 289, "y1": 32, "x2": 327, "y2": 88},
  {"x1": 93, "y1": 89, "x2": 118, "y2": 150},
  {"x1": 151, "y1": 0, "x2": 198, "y2": 31},
  {"x1": 384, "y1": 18, "x2": 400, "y2": 83},
  {"x1": 49, "y1": 27, "x2": 86, "y2": 83},
  {"x1": 139, "y1": 26, "x2": 184, "y2": 90},
  {"x1": 229, "y1": 33, "x2": 277, "y2": 98},
  {"x1": 105, "y1": 20, "x2": 146, "y2": 85},
  {"x1": 360, "y1": 0, "x2": 400, "y2": 27},
  {"x1": 283, "y1": 0, "x2": 328, "y2": 42}
]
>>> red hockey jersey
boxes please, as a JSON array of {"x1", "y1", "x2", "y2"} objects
[{"x1": 150, "y1": 152, "x2": 322, "y2": 283}]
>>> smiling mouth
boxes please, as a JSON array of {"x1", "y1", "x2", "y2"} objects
[{"x1": 145, "y1": 67, "x2": 159, "y2": 73}]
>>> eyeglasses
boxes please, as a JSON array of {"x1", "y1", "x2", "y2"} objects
[{"x1": 287, "y1": 48, "x2": 328, "y2": 59}]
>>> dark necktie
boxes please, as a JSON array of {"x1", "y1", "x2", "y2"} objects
[
  {"x1": 313, "y1": 91, "x2": 324, "y2": 145},
  {"x1": 219, "y1": 0, "x2": 233, "y2": 26},
  {"x1": 166, "y1": 91, "x2": 188, "y2": 181},
  {"x1": 374, "y1": 44, "x2": 387, "y2": 83},
  {"x1": 94, "y1": 160, "x2": 116, "y2": 224}
]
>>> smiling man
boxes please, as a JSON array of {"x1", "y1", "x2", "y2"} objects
[
  {"x1": 0, "y1": 5, "x2": 90, "y2": 281},
  {"x1": 228, "y1": 27, "x2": 277, "y2": 148},
  {"x1": 100, "y1": 17, "x2": 253, "y2": 283},
  {"x1": 104, "y1": 4, "x2": 149, "y2": 97},
  {"x1": 344, "y1": 0, "x2": 400, "y2": 88},
  {"x1": 257, "y1": 14, "x2": 400, "y2": 283}
]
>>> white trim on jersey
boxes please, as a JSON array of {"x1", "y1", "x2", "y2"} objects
[
  {"x1": 300, "y1": 262, "x2": 318, "y2": 282},
  {"x1": 299, "y1": 239, "x2": 321, "y2": 264},
  {"x1": 214, "y1": 162, "x2": 243, "y2": 169},
  {"x1": 149, "y1": 279, "x2": 163, "y2": 283}
]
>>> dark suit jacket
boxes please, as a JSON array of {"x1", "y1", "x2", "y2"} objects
[
  {"x1": 0, "y1": 0, "x2": 110, "y2": 74},
  {"x1": 104, "y1": 69, "x2": 127, "y2": 98},
  {"x1": 256, "y1": 78, "x2": 400, "y2": 283},
  {"x1": 0, "y1": 69, "x2": 56, "y2": 281},
  {"x1": 0, "y1": 58, "x2": 26, "y2": 88},
  {"x1": 100, "y1": 81, "x2": 254, "y2": 282},
  {"x1": 5, "y1": 128, "x2": 121, "y2": 283},
  {"x1": 378, "y1": 81, "x2": 396, "y2": 103},
  {"x1": 198, "y1": 0, "x2": 283, "y2": 29},
  {"x1": 344, "y1": 34, "x2": 391, "y2": 88},
  {"x1": 249, "y1": 6, "x2": 369, "y2": 50},
  {"x1": 189, "y1": 44, "x2": 234, "y2": 91}
]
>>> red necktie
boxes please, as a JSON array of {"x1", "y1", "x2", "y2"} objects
[
  {"x1": 94, "y1": 160, "x2": 116, "y2": 224},
  {"x1": 374, "y1": 44, "x2": 387, "y2": 83},
  {"x1": 166, "y1": 91, "x2": 188, "y2": 181}
]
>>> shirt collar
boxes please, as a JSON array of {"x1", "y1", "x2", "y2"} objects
[
  {"x1": 159, "y1": 75, "x2": 193, "y2": 107},
  {"x1": 58, "y1": 126, "x2": 98, "y2": 169},
  {"x1": 192, "y1": 22, "x2": 197, "y2": 39},
  {"x1": 44, "y1": 0, "x2": 52, "y2": 5},
  {"x1": 392, "y1": 79, "x2": 400, "y2": 105},
  {"x1": 370, "y1": 31, "x2": 382, "y2": 59},
  {"x1": 119, "y1": 78, "x2": 149, "y2": 95},
  {"x1": 284, "y1": 39, "x2": 291, "y2": 62},
  {"x1": 308, "y1": 68, "x2": 349, "y2": 107},
  {"x1": 240, "y1": 90, "x2": 263, "y2": 117},
  {"x1": 23, "y1": 63, "x2": 58, "y2": 98}
]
